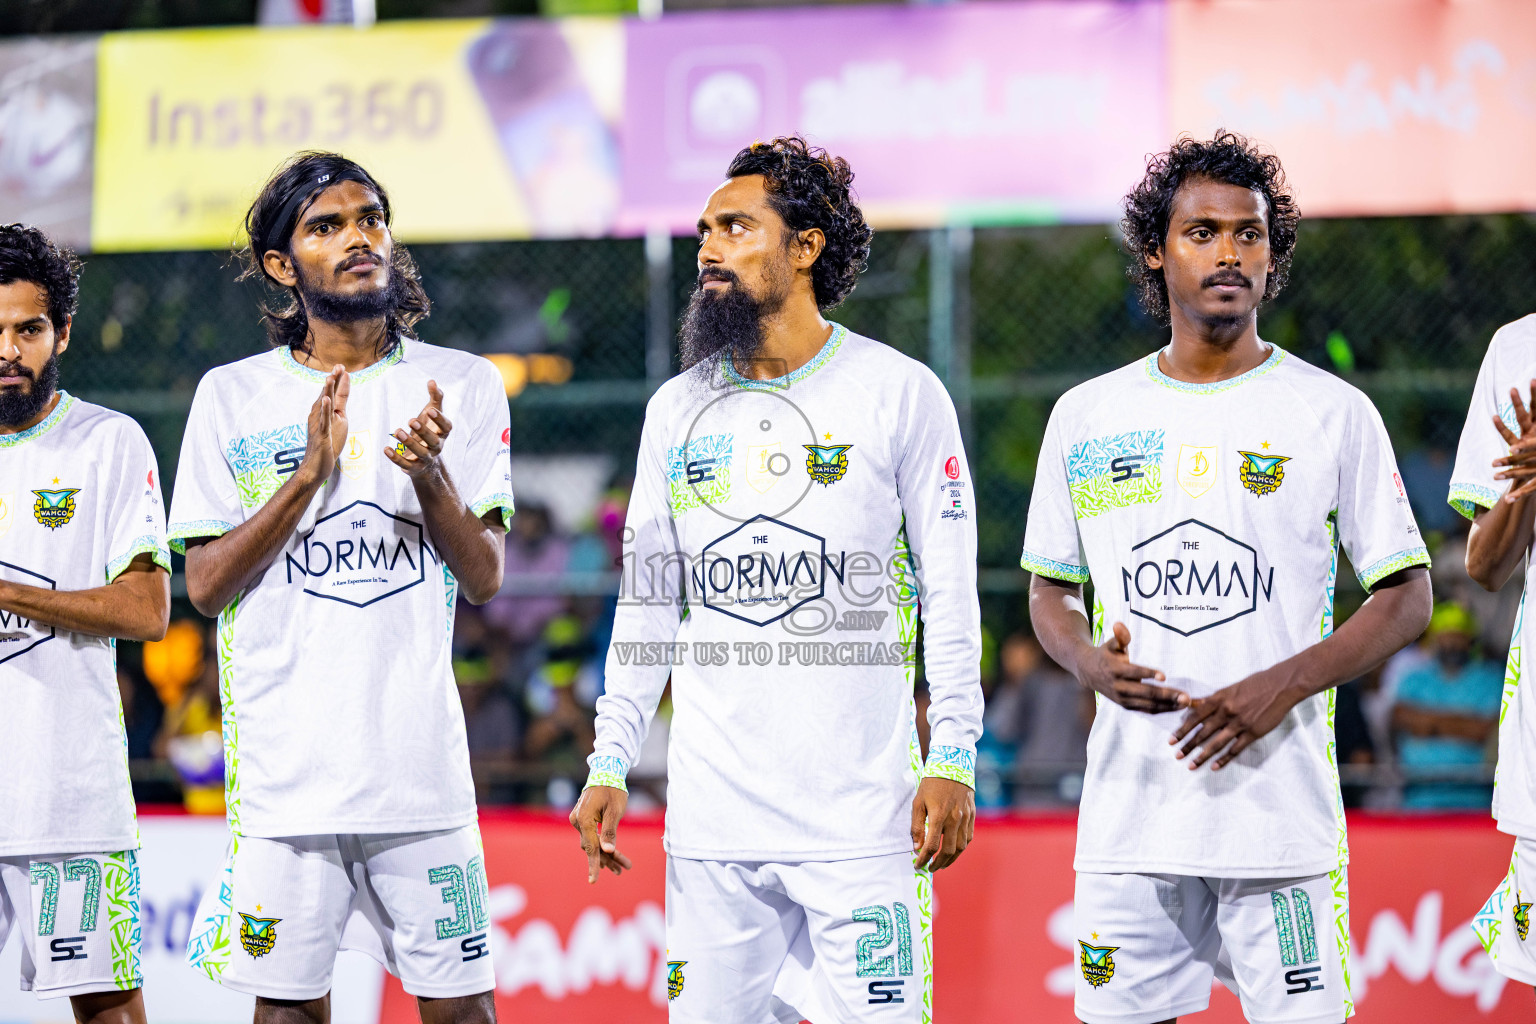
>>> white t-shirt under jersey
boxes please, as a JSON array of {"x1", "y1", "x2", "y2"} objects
[
  {"x1": 1449, "y1": 313, "x2": 1536, "y2": 839},
  {"x1": 0, "y1": 393, "x2": 170, "y2": 856},
  {"x1": 1023, "y1": 345, "x2": 1428, "y2": 877},
  {"x1": 587, "y1": 325, "x2": 985, "y2": 862},
  {"x1": 167, "y1": 341, "x2": 514, "y2": 838}
]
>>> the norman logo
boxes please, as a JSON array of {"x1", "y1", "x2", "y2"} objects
[
  {"x1": 695, "y1": 514, "x2": 846, "y2": 626},
  {"x1": 0, "y1": 561, "x2": 55, "y2": 664},
  {"x1": 284, "y1": 500, "x2": 430, "y2": 607},
  {"x1": 1121, "y1": 519, "x2": 1274, "y2": 636}
]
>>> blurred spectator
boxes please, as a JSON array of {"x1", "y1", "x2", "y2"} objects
[
  {"x1": 1333, "y1": 678, "x2": 1376, "y2": 808},
  {"x1": 1392, "y1": 602, "x2": 1502, "y2": 810},
  {"x1": 147, "y1": 620, "x2": 224, "y2": 815},
  {"x1": 983, "y1": 633, "x2": 1090, "y2": 807},
  {"x1": 1398, "y1": 447, "x2": 1456, "y2": 535},
  {"x1": 523, "y1": 614, "x2": 598, "y2": 763},
  {"x1": 117, "y1": 643, "x2": 163, "y2": 761},
  {"x1": 484, "y1": 503, "x2": 571, "y2": 644}
]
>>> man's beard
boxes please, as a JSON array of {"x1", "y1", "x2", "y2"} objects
[
  {"x1": 0, "y1": 348, "x2": 59, "y2": 427},
  {"x1": 678, "y1": 268, "x2": 788, "y2": 373},
  {"x1": 295, "y1": 256, "x2": 403, "y2": 325}
]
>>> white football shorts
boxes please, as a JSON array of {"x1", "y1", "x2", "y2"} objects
[
  {"x1": 664, "y1": 851, "x2": 932, "y2": 1024},
  {"x1": 0, "y1": 850, "x2": 142, "y2": 999},
  {"x1": 1074, "y1": 869, "x2": 1352, "y2": 1024},
  {"x1": 185, "y1": 826, "x2": 495, "y2": 1000},
  {"x1": 1474, "y1": 835, "x2": 1536, "y2": 986}
]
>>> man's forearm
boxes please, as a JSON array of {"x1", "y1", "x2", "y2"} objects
[
  {"x1": 1027, "y1": 576, "x2": 1092, "y2": 680},
  {"x1": 414, "y1": 466, "x2": 503, "y2": 604},
  {"x1": 0, "y1": 561, "x2": 169, "y2": 642},
  {"x1": 1275, "y1": 567, "x2": 1433, "y2": 700},
  {"x1": 1467, "y1": 498, "x2": 1536, "y2": 591},
  {"x1": 184, "y1": 468, "x2": 324, "y2": 616}
]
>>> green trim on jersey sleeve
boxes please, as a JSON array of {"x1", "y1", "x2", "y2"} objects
[
  {"x1": 1020, "y1": 549, "x2": 1090, "y2": 584},
  {"x1": 1355, "y1": 546, "x2": 1431, "y2": 591},
  {"x1": 107, "y1": 535, "x2": 172, "y2": 582},
  {"x1": 471, "y1": 493, "x2": 515, "y2": 532},
  {"x1": 168, "y1": 519, "x2": 235, "y2": 555},
  {"x1": 923, "y1": 745, "x2": 976, "y2": 789},
  {"x1": 584, "y1": 755, "x2": 629, "y2": 792},
  {"x1": 1449, "y1": 483, "x2": 1499, "y2": 522}
]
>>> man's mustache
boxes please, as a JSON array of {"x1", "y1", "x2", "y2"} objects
[
  {"x1": 1202, "y1": 270, "x2": 1252, "y2": 289},
  {"x1": 0, "y1": 361, "x2": 35, "y2": 381}
]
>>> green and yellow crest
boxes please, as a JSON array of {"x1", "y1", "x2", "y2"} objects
[
  {"x1": 1517, "y1": 893, "x2": 1531, "y2": 942},
  {"x1": 1079, "y1": 940, "x2": 1120, "y2": 988},
  {"x1": 666, "y1": 960, "x2": 686, "y2": 1000},
  {"x1": 1237, "y1": 451, "x2": 1290, "y2": 497},
  {"x1": 238, "y1": 912, "x2": 281, "y2": 957},
  {"x1": 31, "y1": 487, "x2": 79, "y2": 529},
  {"x1": 804, "y1": 445, "x2": 851, "y2": 486}
]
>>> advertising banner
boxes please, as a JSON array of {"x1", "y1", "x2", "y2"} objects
[
  {"x1": 0, "y1": 813, "x2": 1524, "y2": 1022},
  {"x1": 618, "y1": 0, "x2": 1167, "y2": 233},
  {"x1": 0, "y1": 37, "x2": 98, "y2": 249},
  {"x1": 1169, "y1": 0, "x2": 1536, "y2": 216},
  {"x1": 91, "y1": 18, "x2": 623, "y2": 252}
]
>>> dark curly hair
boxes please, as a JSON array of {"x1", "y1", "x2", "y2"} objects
[
  {"x1": 238, "y1": 151, "x2": 429, "y2": 356},
  {"x1": 726, "y1": 136, "x2": 872, "y2": 310},
  {"x1": 0, "y1": 224, "x2": 80, "y2": 333},
  {"x1": 1121, "y1": 131, "x2": 1300, "y2": 324}
]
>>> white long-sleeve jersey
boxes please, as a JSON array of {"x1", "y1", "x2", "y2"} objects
[{"x1": 587, "y1": 325, "x2": 983, "y2": 861}]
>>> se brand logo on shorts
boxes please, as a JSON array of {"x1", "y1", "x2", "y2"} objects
[
  {"x1": 32, "y1": 487, "x2": 79, "y2": 529},
  {"x1": 1516, "y1": 892, "x2": 1531, "y2": 941},
  {"x1": 666, "y1": 960, "x2": 686, "y2": 1000},
  {"x1": 238, "y1": 913, "x2": 281, "y2": 957},
  {"x1": 1238, "y1": 450, "x2": 1290, "y2": 497},
  {"x1": 1078, "y1": 940, "x2": 1119, "y2": 988},
  {"x1": 804, "y1": 445, "x2": 851, "y2": 485}
]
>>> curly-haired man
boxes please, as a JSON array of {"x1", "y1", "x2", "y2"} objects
[
  {"x1": 169, "y1": 153, "x2": 512, "y2": 1024},
  {"x1": 0, "y1": 224, "x2": 169, "y2": 1024},
  {"x1": 1024, "y1": 133, "x2": 1432, "y2": 1024},
  {"x1": 571, "y1": 136, "x2": 982, "y2": 1023}
]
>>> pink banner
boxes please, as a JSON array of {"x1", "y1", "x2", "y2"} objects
[
  {"x1": 1170, "y1": 0, "x2": 1536, "y2": 217},
  {"x1": 618, "y1": 1, "x2": 1167, "y2": 234}
]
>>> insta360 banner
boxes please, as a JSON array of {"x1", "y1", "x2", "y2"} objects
[
  {"x1": 0, "y1": 0, "x2": 1534, "y2": 250},
  {"x1": 0, "y1": 814, "x2": 1525, "y2": 1022}
]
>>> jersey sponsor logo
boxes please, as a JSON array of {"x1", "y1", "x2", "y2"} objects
[
  {"x1": 945, "y1": 456, "x2": 960, "y2": 480},
  {"x1": 49, "y1": 936, "x2": 87, "y2": 962},
  {"x1": 867, "y1": 980, "x2": 905, "y2": 1004},
  {"x1": 340, "y1": 431, "x2": 373, "y2": 481},
  {"x1": 696, "y1": 515, "x2": 846, "y2": 627},
  {"x1": 666, "y1": 960, "x2": 686, "y2": 1000},
  {"x1": 0, "y1": 492, "x2": 13, "y2": 538},
  {"x1": 0, "y1": 561, "x2": 57, "y2": 664},
  {"x1": 1078, "y1": 939, "x2": 1119, "y2": 988},
  {"x1": 501, "y1": 427, "x2": 511, "y2": 445},
  {"x1": 283, "y1": 500, "x2": 430, "y2": 607},
  {"x1": 1177, "y1": 444, "x2": 1218, "y2": 498},
  {"x1": 1238, "y1": 449, "x2": 1291, "y2": 496},
  {"x1": 1285, "y1": 966, "x2": 1324, "y2": 994},
  {"x1": 273, "y1": 447, "x2": 305, "y2": 477},
  {"x1": 804, "y1": 444, "x2": 852, "y2": 485},
  {"x1": 1517, "y1": 892, "x2": 1532, "y2": 941},
  {"x1": 747, "y1": 442, "x2": 790, "y2": 493},
  {"x1": 668, "y1": 434, "x2": 733, "y2": 514},
  {"x1": 1121, "y1": 519, "x2": 1275, "y2": 636},
  {"x1": 238, "y1": 913, "x2": 280, "y2": 957},
  {"x1": 460, "y1": 932, "x2": 490, "y2": 962},
  {"x1": 1067, "y1": 430, "x2": 1164, "y2": 519},
  {"x1": 31, "y1": 487, "x2": 79, "y2": 529}
]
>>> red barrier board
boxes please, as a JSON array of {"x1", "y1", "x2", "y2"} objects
[{"x1": 376, "y1": 812, "x2": 1526, "y2": 1022}]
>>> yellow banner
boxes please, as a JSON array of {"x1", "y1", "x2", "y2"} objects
[{"x1": 93, "y1": 19, "x2": 623, "y2": 252}]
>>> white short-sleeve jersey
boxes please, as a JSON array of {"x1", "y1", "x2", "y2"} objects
[
  {"x1": 1448, "y1": 313, "x2": 1536, "y2": 838},
  {"x1": 1023, "y1": 345, "x2": 1428, "y2": 877},
  {"x1": 167, "y1": 341, "x2": 514, "y2": 838},
  {"x1": 0, "y1": 393, "x2": 170, "y2": 856},
  {"x1": 587, "y1": 326, "x2": 984, "y2": 861}
]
